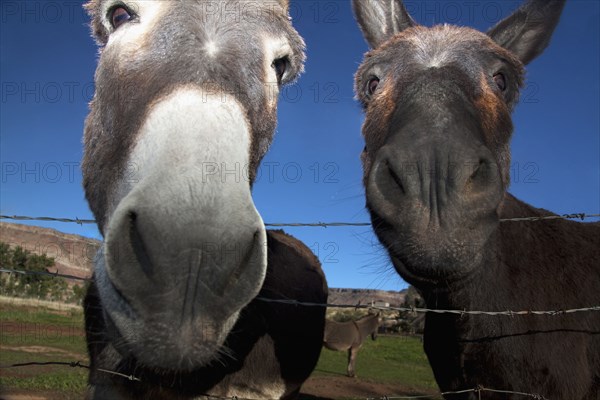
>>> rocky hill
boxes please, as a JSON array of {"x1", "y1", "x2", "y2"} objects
[
  {"x1": 328, "y1": 288, "x2": 406, "y2": 307},
  {"x1": 0, "y1": 222, "x2": 98, "y2": 280}
]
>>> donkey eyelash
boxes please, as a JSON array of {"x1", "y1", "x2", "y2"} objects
[
  {"x1": 272, "y1": 57, "x2": 291, "y2": 84},
  {"x1": 105, "y1": 2, "x2": 138, "y2": 30}
]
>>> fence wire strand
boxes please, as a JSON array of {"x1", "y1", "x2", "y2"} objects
[
  {"x1": 0, "y1": 267, "x2": 91, "y2": 282},
  {"x1": 1, "y1": 267, "x2": 599, "y2": 317},
  {"x1": 2, "y1": 213, "x2": 600, "y2": 227},
  {"x1": 254, "y1": 296, "x2": 600, "y2": 316},
  {"x1": 0, "y1": 360, "x2": 548, "y2": 399}
]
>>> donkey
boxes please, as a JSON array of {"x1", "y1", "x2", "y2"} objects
[
  {"x1": 323, "y1": 312, "x2": 380, "y2": 377},
  {"x1": 81, "y1": 1, "x2": 327, "y2": 399},
  {"x1": 352, "y1": 0, "x2": 600, "y2": 398}
]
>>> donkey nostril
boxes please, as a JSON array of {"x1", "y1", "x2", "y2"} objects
[
  {"x1": 128, "y1": 211, "x2": 154, "y2": 277},
  {"x1": 220, "y1": 229, "x2": 263, "y2": 296},
  {"x1": 387, "y1": 160, "x2": 406, "y2": 195},
  {"x1": 467, "y1": 159, "x2": 491, "y2": 189}
]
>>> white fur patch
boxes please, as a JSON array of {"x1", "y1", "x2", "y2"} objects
[
  {"x1": 205, "y1": 40, "x2": 219, "y2": 57},
  {"x1": 262, "y1": 36, "x2": 292, "y2": 106},
  {"x1": 108, "y1": 87, "x2": 262, "y2": 233},
  {"x1": 390, "y1": 0, "x2": 399, "y2": 33},
  {"x1": 202, "y1": 335, "x2": 287, "y2": 399},
  {"x1": 425, "y1": 52, "x2": 448, "y2": 68},
  {"x1": 411, "y1": 25, "x2": 462, "y2": 69}
]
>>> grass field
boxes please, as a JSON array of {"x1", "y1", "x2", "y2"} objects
[
  {"x1": 0, "y1": 304, "x2": 437, "y2": 399},
  {"x1": 0, "y1": 304, "x2": 88, "y2": 399},
  {"x1": 315, "y1": 335, "x2": 437, "y2": 390}
]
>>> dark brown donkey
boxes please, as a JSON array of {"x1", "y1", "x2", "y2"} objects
[
  {"x1": 82, "y1": 1, "x2": 327, "y2": 399},
  {"x1": 352, "y1": 0, "x2": 599, "y2": 398}
]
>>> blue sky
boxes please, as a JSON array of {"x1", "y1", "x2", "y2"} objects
[{"x1": 1, "y1": 1, "x2": 598, "y2": 291}]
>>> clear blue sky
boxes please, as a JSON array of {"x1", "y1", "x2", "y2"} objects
[{"x1": 1, "y1": 1, "x2": 598, "y2": 291}]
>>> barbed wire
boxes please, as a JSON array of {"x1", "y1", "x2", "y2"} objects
[
  {"x1": 367, "y1": 385, "x2": 548, "y2": 399},
  {"x1": 0, "y1": 214, "x2": 370, "y2": 227},
  {"x1": 2, "y1": 213, "x2": 599, "y2": 228},
  {"x1": 499, "y1": 213, "x2": 597, "y2": 222},
  {"x1": 0, "y1": 360, "x2": 547, "y2": 399},
  {"x1": 371, "y1": 386, "x2": 548, "y2": 399},
  {"x1": 1, "y1": 215, "x2": 97, "y2": 225},
  {"x1": 1, "y1": 268, "x2": 599, "y2": 317},
  {"x1": 0, "y1": 267, "x2": 91, "y2": 282},
  {"x1": 255, "y1": 297, "x2": 600, "y2": 316},
  {"x1": 0, "y1": 360, "x2": 140, "y2": 382}
]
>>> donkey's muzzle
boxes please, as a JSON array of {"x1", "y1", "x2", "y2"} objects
[
  {"x1": 365, "y1": 140, "x2": 503, "y2": 281},
  {"x1": 106, "y1": 201, "x2": 266, "y2": 303},
  {"x1": 98, "y1": 190, "x2": 267, "y2": 369},
  {"x1": 94, "y1": 88, "x2": 268, "y2": 370},
  {"x1": 368, "y1": 142, "x2": 502, "y2": 227}
]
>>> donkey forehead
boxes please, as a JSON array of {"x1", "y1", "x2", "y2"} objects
[
  {"x1": 87, "y1": 0, "x2": 293, "y2": 45},
  {"x1": 87, "y1": 0, "x2": 289, "y2": 21},
  {"x1": 368, "y1": 25, "x2": 514, "y2": 73},
  {"x1": 87, "y1": 0, "x2": 303, "y2": 94}
]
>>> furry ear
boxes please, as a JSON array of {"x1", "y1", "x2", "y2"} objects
[
  {"x1": 352, "y1": 0, "x2": 416, "y2": 49},
  {"x1": 275, "y1": 0, "x2": 289, "y2": 12},
  {"x1": 487, "y1": 0, "x2": 566, "y2": 65},
  {"x1": 84, "y1": 0, "x2": 108, "y2": 45}
]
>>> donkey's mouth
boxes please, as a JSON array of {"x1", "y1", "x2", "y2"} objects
[
  {"x1": 96, "y1": 201, "x2": 268, "y2": 369},
  {"x1": 95, "y1": 250, "x2": 242, "y2": 370},
  {"x1": 368, "y1": 208, "x2": 494, "y2": 286}
]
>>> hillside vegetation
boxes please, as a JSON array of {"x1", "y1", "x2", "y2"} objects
[{"x1": 0, "y1": 242, "x2": 87, "y2": 304}]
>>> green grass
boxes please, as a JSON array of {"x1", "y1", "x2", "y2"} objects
[
  {"x1": 0, "y1": 349, "x2": 88, "y2": 391},
  {"x1": 0, "y1": 304, "x2": 88, "y2": 398},
  {"x1": 315, "y1": 335, "x2": 438, "y2": 391},
  {"x1": 1, "y1": 305, "x2": 438, "y2": 398},
  {"x1": 1, "y1": 306, "x2": 87, "y2": 355},
  {"x1": 0, "y1": 306, "x2": 84, "y2": 326}
]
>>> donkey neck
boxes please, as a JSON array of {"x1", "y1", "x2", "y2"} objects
[
  {"x1": 355, "y1": 315, "x2": 378, "y2": 338},
  {"x1": 423, "y1": 193, "x2": 600, "y2": 313}
]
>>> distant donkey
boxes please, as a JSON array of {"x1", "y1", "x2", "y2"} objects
[
  {"x1": 82, "y1": 1, "x2": 327, "y2": 399},
  {"x1": 352, "y1": 0, "x2": 599, "y2": 398},
  {"x1": 323, "y1": 312, "x2": 380, "y2": 377}
]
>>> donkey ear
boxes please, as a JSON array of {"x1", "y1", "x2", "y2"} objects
[
  {"x1": 487, "y1": 0, "x2": 566, "y2": 65},
  {"x1": 352, "y1": 0, "x2": 416, "y2": 49},
  {"x1": 275, "y1": 0, "x2": 289, "y2": 12}
]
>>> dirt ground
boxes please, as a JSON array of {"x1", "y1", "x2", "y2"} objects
[
  {"x1": 0, "y1": 375, "x2": 437, "y2": 400},
  {"x1": 0, "y1": 393, "x2": 53, "y2": 400},
  {"x1": 0, "y1": 327, "x2": 435, "y2": 400},
  {"x1": 300, "y1": 375, "x2": 437, "y2": 399}
]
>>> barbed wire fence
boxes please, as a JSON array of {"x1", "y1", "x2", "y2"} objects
[
  {"x1": 1, "y1": 212, "x2": 599, "y2": 399},
  {"x1": 0, "y1": 357, "x2": 556, "y2": 400},
  {"x1": 1, "y1": 213, "x2": 600, "y2": 227},
  {"x1": 0, "y1": 355, "x2": 556, "y2": 400},
  {"x1": 1, "y1": 268, "x2": 599, "y2": 317},
  {"x1": 1, "y1": 267, "x2": 598, "y2": 400}
]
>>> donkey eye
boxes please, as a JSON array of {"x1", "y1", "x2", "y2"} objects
[
  {"x1": 109, "y1": 6, "x2": 133, "y2": 29},
  {"x1": 493, "y1": 73, "x2": 506, "y2": 92},
  {"x1": 272, "y1": 58, "x2": 288, "y2": 85},
  {"x1": 367, "y1": 77, "x2": 380, "y2": 96}
]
